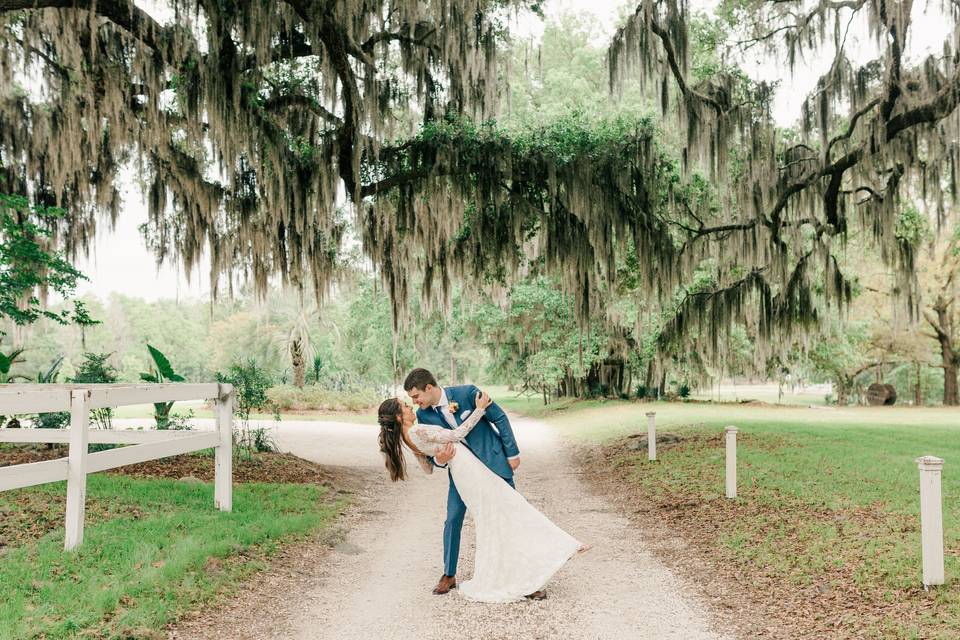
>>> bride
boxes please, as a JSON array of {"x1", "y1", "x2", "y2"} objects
[{"x1": 376, "y1": 391, "x2": 586, "y2": 603}]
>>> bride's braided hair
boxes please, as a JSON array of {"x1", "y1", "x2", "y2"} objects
[{"x1": 377, "y1": 398, "x2": 407, "y2": 482}]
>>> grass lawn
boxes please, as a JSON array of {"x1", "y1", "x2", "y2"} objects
[
  {"x1": 0, "y1": 458, "x2": 343, "y2": 640},
  {"x1": 506, "y1": 396, "x2": 960, "y2": 638}
]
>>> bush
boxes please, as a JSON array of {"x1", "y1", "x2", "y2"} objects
[
  {"x1": 267, "y1": 384, "x2": 380, "y2": 412},
  {"x1": 635, "y1": 384, "x2": 648, "y2": 399},
  {"x1": 216, "y1": 359, "x2": 280, "y2": 458},
  {"x1": 163, "y1": 410, "x2": 195, "y2": 431},
  {"x1": 678, "y1": 384, "x2": 691, "y2": 398},
  {"x1": 68, "y1": 352, "x2": 119, "y2": 430}
]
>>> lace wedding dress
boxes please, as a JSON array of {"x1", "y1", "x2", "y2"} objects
[{"x1": 408, "y1": 407, "x2": 583, "y2": 603}]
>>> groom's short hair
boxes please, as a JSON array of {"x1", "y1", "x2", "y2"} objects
[{"x1": 404, "y1": 368, "x2": 438, "y2": 391}]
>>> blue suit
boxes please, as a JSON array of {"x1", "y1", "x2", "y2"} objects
[{"x1": 416, "y1": 384, "x2": 520, "y2": 576}]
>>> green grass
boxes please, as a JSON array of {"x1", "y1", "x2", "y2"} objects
[
  {"x1": 513, "y1": 397, "x2": 960, "y2": 638},
  {"x1": 0, "y1": 475, "x2": 343, "y2": 640}
]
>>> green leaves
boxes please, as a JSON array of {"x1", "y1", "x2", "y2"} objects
[
  {"x1": 37, "y1": 356, "x2": 64, "y2": 383},
  {"x1": 0, "y1": 347, "x2": 24, "y2": 378},
  {"x1": 147, "y1": 344, "x2": 185, "y2": 382},
  {"x1": 894, "y1": 205, "x2": 931, "y2": 247},
  {"x1": 0, "y1": 193, "x2": 90, "y2": 331}
]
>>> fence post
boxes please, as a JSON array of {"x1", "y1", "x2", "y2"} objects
[
  {"x1": 64, "y1": 389, "x2": 90, "y2": 550},
  {"x1": 645, "y1": 412, "x2": 657, "y2": 461},
  {"x1": 916, "y1": 456, "x2": 944, "y2": 588},
  {"x1": 215, "y1": 383, "x2": 234, "y2": 512},
  {"x1": 725, "y1": 426, "x2": 738, "y2": 499}
]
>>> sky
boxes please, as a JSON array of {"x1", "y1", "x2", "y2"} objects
[{"x1": 70, "y1": 0, "x2": 954, "y2": 302}]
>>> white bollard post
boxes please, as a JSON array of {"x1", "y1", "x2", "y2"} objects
[
  {"x1": 725, "y1": 426, "x2": 738, "y2": 499},
  {"x1": 916, "y1": 456, "x2": 944, "y2": 588},
  {"x1": 64, "y1": 389, "x2": 90, "y2": 550},
  {"x1": 645, "y1": 412, "x2": 657, "y2": 461},
  {"x1": 214, "y1": 383, "x2": 234, "y2": 512}
]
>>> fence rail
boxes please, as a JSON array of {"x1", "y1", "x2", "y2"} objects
[{"x1": 0, "y1": 383, "x2": 234, "y2": 550}]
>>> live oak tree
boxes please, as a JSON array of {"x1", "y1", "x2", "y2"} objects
[
  {"x1": 601, "y1": 0, "x2": 960, "y2": 366},
  {"x1": 0, "y1": 0, "x2": 527, "y2": 298},
  {"x1": 918, "y1": 225, "x2": 960, "y2": 404},
  {"x1": 3, "y1": 0, "x2": 960, "y2": 377}
]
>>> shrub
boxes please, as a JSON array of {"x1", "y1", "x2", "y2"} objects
[
  {"x1": 267, "y1": 384, "x2": 379, "y2": 412},
  {"x1": 216, "y1": 359, "x2": 280, "y2": 458},
  {"x1": 68, "y1": 352, "x2": 119, "y2": 430}
]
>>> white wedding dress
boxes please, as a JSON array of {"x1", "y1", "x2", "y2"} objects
[{"x1": 408, "y1": 407, "x2": 583, "y2": 603}]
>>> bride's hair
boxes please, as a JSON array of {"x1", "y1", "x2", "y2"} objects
[{"x1": 378, "y1": 398, "x2": 407, "y2": 482}]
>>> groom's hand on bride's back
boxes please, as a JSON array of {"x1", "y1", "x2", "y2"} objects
[{"x1": 435, "y1": 443, "x2": 456, "y2": 465}]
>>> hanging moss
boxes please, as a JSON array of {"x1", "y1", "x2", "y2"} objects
[
  {"x1": 0, "y1": 0, "x2": 514, "y2": 303},
  {"x1": 602, "y1": 0, "x2": 960, "y2": 364}
]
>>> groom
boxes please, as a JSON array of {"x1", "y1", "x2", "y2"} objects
[{"x1": 404, "y1": 368, "x2": 544, "y2": 599}]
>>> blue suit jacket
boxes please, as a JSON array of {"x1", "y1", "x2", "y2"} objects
[{"x1": 416, "y1": 384, "x2": 519, "y2": 480}]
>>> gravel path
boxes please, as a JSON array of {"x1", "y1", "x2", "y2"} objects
[{"x1": 169, "y1": 415, "x2": 733, "y2": 640}]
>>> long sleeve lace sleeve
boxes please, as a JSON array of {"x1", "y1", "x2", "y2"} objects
[{"x1": 414, "y1": 406, "x2": 488, "y2": 445}]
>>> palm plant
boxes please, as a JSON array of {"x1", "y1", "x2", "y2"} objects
[{"x1": 260, "y1": 293, "x2": 317, "y2": 389}]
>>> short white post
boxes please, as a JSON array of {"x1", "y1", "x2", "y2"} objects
[
  {"x1": 645, "y1": 412, "x2": 657, "y2": 461},
  {"x1": 725, "y1": 426, "x2": 738, "y2": 499},
  {"x1": 916, "y1": 456, "x2": 944, "y2": 588},
  {"x1": 64, "y1": 389, "x2": 90, "y2": 550},
  {"x1": 214, "y1": 383, "x2": 234, "y2": 512}
]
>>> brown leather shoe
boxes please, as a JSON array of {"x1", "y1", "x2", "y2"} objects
[
  {"x1": 524, "y1": 590, "x2": 547, "y2": 600},
  {"x1": 432, "y1": 574, "x2": 457, "y2": 595}
]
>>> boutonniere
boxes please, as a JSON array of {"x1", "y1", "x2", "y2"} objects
[{"x1": 448, "y1": 401, "x2": 459, "y2": 413}]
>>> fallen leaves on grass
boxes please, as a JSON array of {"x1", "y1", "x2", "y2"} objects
[{"x1": 582, "y1": 433, "x2": 955, "y2": 639}]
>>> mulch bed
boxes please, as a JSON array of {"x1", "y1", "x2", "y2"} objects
[{"x1": 579, "y1": 436, "x2": 938, "y2": 640}]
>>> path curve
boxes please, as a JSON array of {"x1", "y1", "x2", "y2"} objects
[{"x1": 169, "y1": 415, "x2": 732, "y2": 640}]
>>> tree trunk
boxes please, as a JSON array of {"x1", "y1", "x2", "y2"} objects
[
  {"x1": 930, "y1": 299, "x2": 959, "y2": 405},
  {"x1": 449, "y1": 355, "x2": 458, "y2": 385},
  {"x1": 915, "y1": 362, "x2": 923, "y2": 406},
  {"x1": 290, "y1": 339, "x2": 305, "y2": 389},
  {"x1": 944, "y1": 357, "x2": 958, "y2": 406}
]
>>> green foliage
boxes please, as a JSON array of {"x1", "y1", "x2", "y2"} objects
[
  {"x1": 216, "y1": 360, "x2": 280, "y2": 456},
  {"x1": 0, "y1": 194, "x2": 87, "y2": 333},
  {"x1": 216, "y1": 360, "x2": 277, "y2": 422},
  {"x1": 140, "y1": 344, "x2": 186, "y2": 429},
  {"x1": 68, "y1": 352, "x2": 119, "y2": 430},
  {"x1": 465, "y1": 277, "x2": 607, "y2": 396},
  {"x1": 34, "y1": 356, "x2": 69, "y2": 430},
  {"x1": 807, "y1": 321, "x2": 872, "y2": 405},
  {"x1": 0, "y1": 342, "x2": 28, "y2": 383},
  {"x1": 267, "y1": 384, "x2": 380, "y2": 413},
  {"x1": 894, "y1": 205, "x2": 931, "y2": 247},
  {"x1": 309, "y1": 354, "x2": 324, "y2": 384}
]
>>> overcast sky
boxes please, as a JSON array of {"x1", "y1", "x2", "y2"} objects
[{"x1": 72, "y1": 0, "x2": 952, "y2": 302}]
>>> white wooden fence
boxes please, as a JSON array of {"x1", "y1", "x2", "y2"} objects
[{"x1": 0, "y1": 383, "x2": 234, "y2": 550}]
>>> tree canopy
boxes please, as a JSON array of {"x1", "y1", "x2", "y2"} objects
[
  {"x1": 0, "y1": 0, "x2": 529, "y2": 297},
  {"x1": 2, "y1": 0, "x2": 960, "y2": 373}
]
